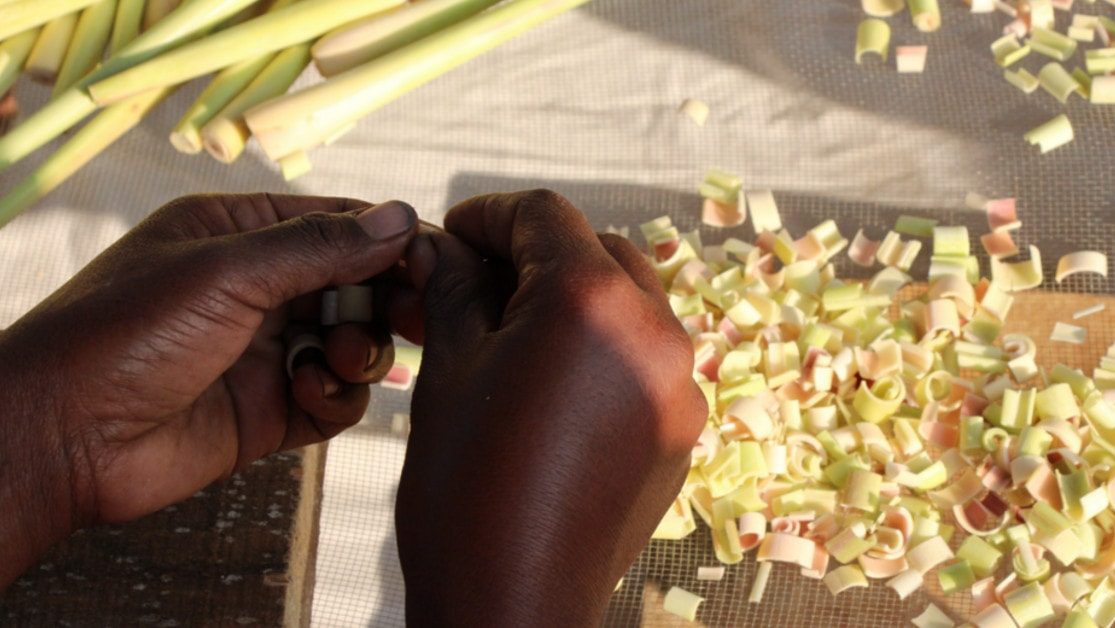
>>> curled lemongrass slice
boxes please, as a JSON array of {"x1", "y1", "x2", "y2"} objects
[
  {"x1": 980, "y1": 231, "x2": 1018, "y2": 259},
  {"x1": 855, "y1": 18, "x2": 890, "y2": 64},
  {"x1": 991, "y1": 34, "x2": 1029, "y2": 67},
  {"x1": 972, "y1": 604, "x2": 1014, "y2": 628},
  {"x1": 894, "y1": 215, "x2": 936, "y2": 237},
  {"x1": 896, "y1": 45, "x2": 927, "y2": 73},
  {"x1": 1050, "y1": 322, "x2": 1086, "y2": 345},
  {"x1": 1092, "y1": 75, "x2": 1115, "y2": 104},
  {"x1": 1038, "y1": 62, "x2": 1080, "y2": 103},
  {"x1": 701, "y1": 198, "x2": 745, "y2": 228},
  {"x1": 1004, "y1": 582, "x2": 1055, "y2": 628},
  {"x1": 1025, "y1": 114, "x2": 1074, "y2": 153},
  {"x1": 991, "y1": 246, "x2": 1042, "y2": 291},
  {"x1": 748, "y1": 561, "x2": 772, "y2": 603},
  {"x1": 908, "y1": 0, "x2": 940, "y2": 32},
  {"x1": 286, "y1": 333, "x2": 325, "y2": 378},
  {"x1": 737, "y1": 511, "x2": 766, "y2": 551},
  {"x1": 848, "y1": 230, "x2": 880, "y2": 267},
  {"x1": 679, "y1": 98, "x2": 709, "y2": 126},
  {"x1": 911, "y1": 603, "x2": 954, "y2": 628},
  {"x1": 1004, "y1": 68, "x2": 1040, "y2": 93},
  {"x1": 885, "y1": 569, "x2": 922, "y2": 599},
  {"x1": 1055, "y1": 251, "x2": 1108, "y2": 282},
  {"x1": 862, "y1": 0, "x2": 904, "y2": 16},
  {"x1": 1030, "y1": 28, "x2": 1077, "y2": 62},
  {"x1": 663, "y1": 586, "x2": 703, "y2": 622},
  {"x1": 906, "y1": 535, "x2": 953, "y2": 573},
  {"x1": 985, "y1": 198, "x2": 1019, "y2": 232},
  {"x1": 823, "y1": 565, "x2": 868, "y2": 595},
  {"x1": 757, "y1": 532, "x2": 816, "y2": 569}
]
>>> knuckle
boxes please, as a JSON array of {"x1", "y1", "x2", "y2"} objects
[
  {"x1": 293, "y1": 212, "x2": 359, "y2": 251},
  {"x1": 518, "y1": 188, "x2": 570, "y2": 211}
]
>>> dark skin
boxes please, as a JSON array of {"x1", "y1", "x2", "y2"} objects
[{"x1": 0, "y1": 190, "x2": 706, "y2": 625}]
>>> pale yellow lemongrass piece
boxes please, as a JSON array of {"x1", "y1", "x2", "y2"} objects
[
  {"x1": 748, "y1": 561, "x2": 772, "y2": 603},
  {"x1": 1075, "y1": 303, "x2": 1105, "y2": 320},
  {"x1": 1029, "y1": 0, "x2": 1054, "y2": 29},
  {"x1": 992, "y1": 33, "x2": 1029, "y2": 67},
  {"x1": 25, "y1": 13, "x2": 79, "y2": 83},
  {"x1": 144, "y1": 0, "x2": 182, "y2": 30},
  {"x1": 896, "y1": 45, "x2": 927, "y2": 73},
  {"x1": 652, "y1": 497, "x2": 696, "y2": 540},
  {"x1": 747, "y1": 190, "x2": 781, "y2": 233},
  {"x1": 54, "y1": 0, "x2": 118, "y2": 95},
  {"x1": 1031, "y1": 27, "x2": 1078, "y2": 62},
  {"x1": 757, "y1": 532, "x2": 816, "y2": 569},
  {"x1": 907, "y1": 0, "x2": 940, "y2": 32},
  {"x1": 862, "y1": 0, "x2": 904, "y2": 16},
  {"x1": 109, "y1": 0, "x2": 145, "y2": 54},
  {"x1": 1004, "y1": 582, "x2": 1055, "y2": 628},
  {"x1": 663, "y1": 586, "x2": 704, "y2": 622},
  {"x1": 885, "y1": 568, "x2": 922, "y2": 599},
  {"x1": 906, "y1": 535, "x2": 953, "y2": 573},
  {"x1": 1004, "y1": 67, "x2": 1040, "y2": 93},
  {"x1": 696, "y1": 566, "x2": 725, "y2": 581},
  {"x1": 1024, "y1": 114, "x2": 1073, "y2": 153},
  {"x1": 911, "y1": 603, "x2": 954, "y2": 628},
  {"x1": 822, "y1": 564, "x2": 868, "y2": 595},
  {"x1": 972, "y1": 604, "x2": 1015, "y2": 628},
  {"x1": 0, "y1": 27, "x2": 39, "y2": 95},
  {"x1": 991, "y1": 246, "x2": 1043, "y2": 291},
  {"x1": 679, "y1": 98, "x2": 709, "y2": 127},
  {"x1": 1051, "y1": 322, "x2": 1086, "y2": 345},
  {"x1": 738, "y1": 511, "x2": 767, "y2": 551},
  {"x1": 279, "y1": 150, "x2": 312, "y2": 181},
  {"x1": 1092, "y1": 75, "x2": 1115, "y2": 104},
  {"x1": 1056, "y1": 251, "x2": 1108, "y2": 283},
  {"x1": 0, "y1": 0, "x2": 99, "y2": 41},
  {"x1": 855, "y1": 18, "x2": 890, "y2": 64}
]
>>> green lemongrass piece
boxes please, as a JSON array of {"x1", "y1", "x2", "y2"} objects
[
  {"x1": 981, "y1": 427, "x2": 1008, "y2": 452},
  {"x1": 109, "y1": 0, "x2": 145, "y2": 54},
  {"x1": 823, "y1": 454, "x2": 869, "y2": 489},
  {"x1": 170, "y1": 54, "x2": 274, "y2": 153},
  {"x1": 278, "y1": 150, "x2": 311, "y2": 180},
  {"x1": 855, "y1": 18, "x2": 890, "y2": 64},
  {"x1": 1072, "y1": 68, "x2": 1091, "y2": 99},
  {"x1": 200, "y1": 41, "x2": 312, "y2": 163},
  {"x1": 1058, "y1": 470, "x2": 1092, "y2": 522},
  {"x1": 843, "y1": 469, "x2": 882, "y2": 512},
  {"x1": 0, "y1": 86, "x2": 171, "y2": 228},
  {"x1": 1086, "y1": 48, "x2": 1115, "y2": 75},
  {"x1": 1028, "y1": 501, "x2": 1073, "y2": 539},
  {"x1": 704, "y1": 169, "x2": 742, "y2": 196},
  {"x1": 312, "y1": 0, "x2": 501, "y2": 76},
  {"x1": 26, "y1": 13, "x2": 79, "y2": 83},
  {"x1": 1092, "y1": 76, "x2": 1115, "y2": 104},
  {"x1": 1065, "y1": 608, "x2": 1100, "y2": 628},
  {"x1": 959, "y1": 416, "x2": 985, "y2": 452},
  {"x1": 0, "y1": 0, "x2": 262, "y2": 172},
  {"x1": 0, "y1": 0, "x2": 100, "y2": 41},
  {"x1": 1039, "y1": 63, "x2": 1080, "y2": 103},
  {"x1": 863, "y1": 0, "x2": 903, "y2": 17},
  {"x1": 245, "y1": 0, "x2": 594, "y2": 160},
  {"x1": 894, "y1": 215, "x2": 936, "y2": 238},
  {"x1": 907, "y1": 0, "x2": 939, "y2": 32},
  {"x1": 854, "y1": 375, "x2": 904, "y2": 423},
  {"x1": 1051, "y1": 364, "x2": 1095, "y2": 399},
  {"x1": 0, "y1": 27, "x2": 40, "y2": 95},
  {"x1": 957, "y1": 354, "x2": 1006, "y2": 374},
  {"x1": 144, "y1": 0, "x2": 182, "y2": 30},
  {"x1": 698, "y1": 182, "x2": 735, "y2": 205},
  {"x1": 1005, "y1": 582, "x2": 1055, "y2": 628},
  {"x1": 1018, "y1": 426, "x2": 1052, "y2": 456},
  {"x1": 937, "y1": 559, "x2": 974, "y2": 594},
  {"x1": 54, "y1": 0, "x2": 118, "y2": 95},
  {"x1": 896, "y1": 460, "x2": 947, "y2": 491},
  {"x1": 1005, "y1": 68, "x2": 1040, "y2": 94},
  {"x1": 89, "y1": 0, "x2": 406, "y2": 104},
  {"x1": 999, "y1": 388, "x2": 1036, "y2": 432},
  {"x1": 957, "y1": 536, "x2": 1002, "y2": 578},
  {"x1": 823, "y1": 565, "x2": 868, "y2": 595},
  {"x1": 1030, "y1": 27, "x2": 1077, "y2": 62},
  {"x1": 992, "y1": 34, "x2": 1029, "y2": 67},
  {"x1": 1036, "y1": 383, "x2": 1078, "y2": 421},
  {"x1": 991, "y1": 246, "x2": 1044, "y2": 291},
  {"x1": 663, "y1": 586, "x2": 703, "y2": 622},
  {"x1": 933, "y1": 225, "x2": 969, "y2": 257}
]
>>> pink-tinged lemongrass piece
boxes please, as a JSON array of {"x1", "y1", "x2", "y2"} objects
[
  {"x1": 381, "y1": 365, "x2": 415, "y2": 391},
  {"x1": 896, "y1": 45, "x2": 928, "y2": 73},
  {"x1": 738, "y1": 512, "x2": 767, "y2": 551},
  {"x1": 858, "y1": 553, "x2": 908, "y2": 579},
  {"x1": 701, "y1": 197, "x2": 746, "y2": 228},
  {"x1": 1055, "y1": 250, "x2": 1108, "y2": 283},
  {"x1": 986, "y1": 198, "x2": 1020, "y2": 231},
  {"x1": 972, "y1": 603, "x2": 1014, "y2": 628},
  {"x1": 848, "y1": 229, "x2": 881, "y2": 267},
  {"x1": 800, "y1": 543, "x2": 830, "y2": 579},
  {"x1": 757, "y1": 532, "x2": 817, "y2": 569},
  {"x1": 980, "y1": 231, "x2": 1019, "y2": 259},
  {"x1": 972, "y1": 577, "x2": 998, "y2": 613}
]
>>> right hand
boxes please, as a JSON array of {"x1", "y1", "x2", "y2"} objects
[{"x1": 395, "y1": 190, "x2": 707, "y2": 625}]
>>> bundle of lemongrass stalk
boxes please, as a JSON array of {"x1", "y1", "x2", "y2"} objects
[{"x1": 0, "y1": 0, "x2": 591, "y2": 228}]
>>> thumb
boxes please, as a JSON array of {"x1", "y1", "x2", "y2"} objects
[{"x1": 218, "y1": 200, "x2": 417, "y2": 309}]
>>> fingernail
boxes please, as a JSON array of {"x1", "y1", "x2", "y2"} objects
[
  {"x1": 315, "y1": 367, "x2": 341, "y2": 397},
  {"x1": 356, "y1": 200, "x2": 414, "y2": 240},
  {"x1": 366, "y1": 344, "x2": 380, "y2": 371},
  {"x1": 407, "y1": 234, "x2": 438, "y2": 292}
]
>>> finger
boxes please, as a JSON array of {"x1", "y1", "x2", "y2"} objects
[
  {"x1": 147, "y1": 193, "x2": 373, "y2": 238},
  {"x1": 443, "y1": 190, "x2": 611, "y2": 276},
  {"x1": 598, "y1": 233, "x2": 662, "y2": 296},
  {"x1": 412, "y1": 232, "x2": 504, "y2": 356},
  {"x1": 386, "y1": 284, "x2": 425, "y2": 346},
  {"x1": 284, "y1": 363, "x2": 371, "y2": 448},
  {"x1": 323, "y1": 323, "x2": 395, "y2": 384},
  {"x1": 215, "y1": 200, "x2": 418, "y2": 311}
]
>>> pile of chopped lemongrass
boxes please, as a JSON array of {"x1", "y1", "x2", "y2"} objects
[
  {"x1": 651, "y1": 172, "x2": 1114, "y2": 626},
  {"x1": 0, "y1": 0, "x2": 590, "y2": 228},
  {"x1": 855, "y1": 0, "x2": 1115, "y2": 154}
]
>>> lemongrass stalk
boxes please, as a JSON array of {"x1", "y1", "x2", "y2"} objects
[
  {"x1": 26, "y1": 13, "x2": 79, "y2": 84},
  {"x1": 246, "y1": 0, "x2": 592, "y2": 160},
  {"x1": 143, "y1": 0, "x2": 181, "y2": 30},
  {"x1": 88, "y1": 0, "x2": 405, "y2": 104},
  {"x1": 0, "y1": 0, "x2": 101, "y2": 41},
  {"x1": 0, "y1": 0, "x2": 261, "y2": 172},
  {"x1": 109, "y1": 0, "x2": 146, "y2": 54},
  {"x1": 168, "y1": 0, "x2": 298, "y2": 153},
  {"x1": 278, "y1": 150, "x2": 310, "y2": 180},
  {"x1": 312, "y1": 0, "x2": 500, "y2": 76},
  {"x1": 0, "y1": 28, "x2": 40, "y2": 95},
  {"x1": 200, "y1": 41, "x2": 311, "y2": 163},
  {"x1": 0, "y1": 86, "x2": 171, "y2": 228},
  {"x1": 54, "y1": 0, "x2": 118, "y2": 95}
]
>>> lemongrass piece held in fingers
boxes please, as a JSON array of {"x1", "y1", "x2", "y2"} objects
[
  {"x1": 855, "y1": 18, "x2": 890, "y2": 64},
  {"x1": 0, "y1": 0, "x2": 100, "y2": 41},
  {"x1": 244, "y1": 0, "x2": 592, "y2": 160},
  {"x1": 169, "y1": 0, "x2": 298, "y2": 153},
  {"x1": 26, "y1": 13, "x2": 79, "y2": 83},
  {"x1": 200, "y1": 41, "x2": 312, "y2": 163},
  {"x1": 88, "y1": 0, "x2": 405, "y2": 104},
  {"x1": 109, "y1": 0, "x2": 146, "y2": 54},
  {"x1": 0, "y1": 0, "x2": 260, "y2": 172},
  {"x1": 54, "y1": 0, "x2": 118, "y2": 95},
  {"x1": 0, "y1": 86, "x2": 172, "y2": 228},
  {"x1": 0, "y1": 28, "x2": 40, "y2": 96},
  {"x1": 313, "y1": 0, "x2": 500, "y2": 76},
  {"x1": 144, "y1": 0, "x2": 181, "y2": 30}
]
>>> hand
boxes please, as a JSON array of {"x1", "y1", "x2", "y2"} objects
[
  {"x1": 395, "y1": 190, "x2": 707, "y2": 625},
  {"x1": 0, "y1": 193, "x2": 417, "y2": 587}
]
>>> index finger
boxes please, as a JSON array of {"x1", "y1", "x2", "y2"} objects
[
  {"x1": 150, "y1": 193, "x2": 372, "y2": 238},
  {"x1": 443, "y1": 189, "x2": 610, "y2": 275}
]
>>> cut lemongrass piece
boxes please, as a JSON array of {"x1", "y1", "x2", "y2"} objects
[
  {"x1": 54, "y1": 0, "x2": 118, "y2": 96},
  {"x1": 1086, "y1": 48, "x2": 1115, "y2": 75},
  {"x1": 200, "y1": 42, "x2": 314, "y2": 164},
  {"x1": 679, "y1": 98, "x2": 709, "y2": 126},
  {"x1": 855, "y1": 18, "x2": 890, "y2": 64},
  {"x1": 863, "y1": 0, "x2": 904, "y2": 17},
  {"x1": 1004, "y1": 68, "x2": 1039, "y2": 93},
  {"x1": 0, "y1": 0, "x2": 100, "y2": 41},
  {"x1": 911, "y1": 603, "x2": 954, "y2": 628},
  {"x1": 965, "y1": 191, "x2": 988, "y2": 210},
  {"x1": 748, "y1": 561, "x2": 772, "y2": 603},
  {"x1": 278, "y1": 150, "x2": 311, "y2": 181},
  {"x1": 25, "y1": 13, "x2": 79, "y2": 83},
  {"x1": 312, "y1": 0, "x2": 500, "y2": 76},
  {"x1": 896, "y1": 45, "x2": 928, "y2": 73},
  {"x1": 663, "y1": 587, "x2": 703, "y2": 622},
  {"x1": 1072, "y1": 68, "x2": 1091, "y2": 99},
  {"x1": 247, "y1": 0, "x2": 593, "y2": 160},
  {"x1": 823, "y1": 565, "x2": 868, "y2": 595},
  {"x1": 0, "y1": 0, "x2": 262, "y2": 173},
  {"x1": 1092, "y1": 75, "x2": 1115, "y2": 104},
  {"x1": 991, "y1": 34, "x2": 1029, "y2": 67},
  {"x1": 1028, "y1": 0, "x2": 1054, "y2": 30},
  {"x1": 1024, "y1": 114, "x2": 1073, "y2": 154},
  {"x1": 908, "y1": 0, "x2": 940, "y2": 32},
  {"x1": 0, "y1": 28, "x2": 40, "y2": 96},
  {"x1": 696, "y1": 566, "x2": 725, "y2": 581},
  {"x1": 1056, "y1": 251, "x2": 1108, "y2": 283},
  {"x1": 0, "y1": 86, "x2": 172, "y2": 228},
  {"x1": 1051, "y1": 322, "x2": 1086, "y2": 345},
  {"x1": 109, "y1": 0, "x2": 146, "y2": 54},
  {"x1": 1069, "y1": 25, "x2": 1095, "y2": 42},
  {"x1": 981, "y1": 231, "x2": 1018, "y2": 259},
  {"x1": 970, "y1": 0, "x2": 994, "y2": 12},
  {"x1": 89, "y1": 0, "x2": 407, "y2": 105},
  {"x1": 895, "y1": 215, "x2": 936, "y2": 237},
  {"x1": 1038, "y1": 62, "x2": 1079, "y2": 103},
  {"x1": 986, "y1": 198, "x2": 1019, "y2": 232},
  {"x1": 144, "y1": 0, "x2": 182, "y2": 31},
  {"x1": 1075, "y1": 304, "x2": 1105, "y2": 320},
  {"x1": 747, "y1": 190, "x2": 781, "y2": 233},
  {"x1": 1030, "y1": 27, "x2": 1077, "y2": 62}
]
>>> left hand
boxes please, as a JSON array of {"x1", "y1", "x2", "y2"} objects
[{"x1": 0, "y1": 193, "x2": 416, "y2": 586}]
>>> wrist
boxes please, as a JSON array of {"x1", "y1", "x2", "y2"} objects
[{"x1": 0, "y1": 326, "x2": 82, "y2": 588}]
